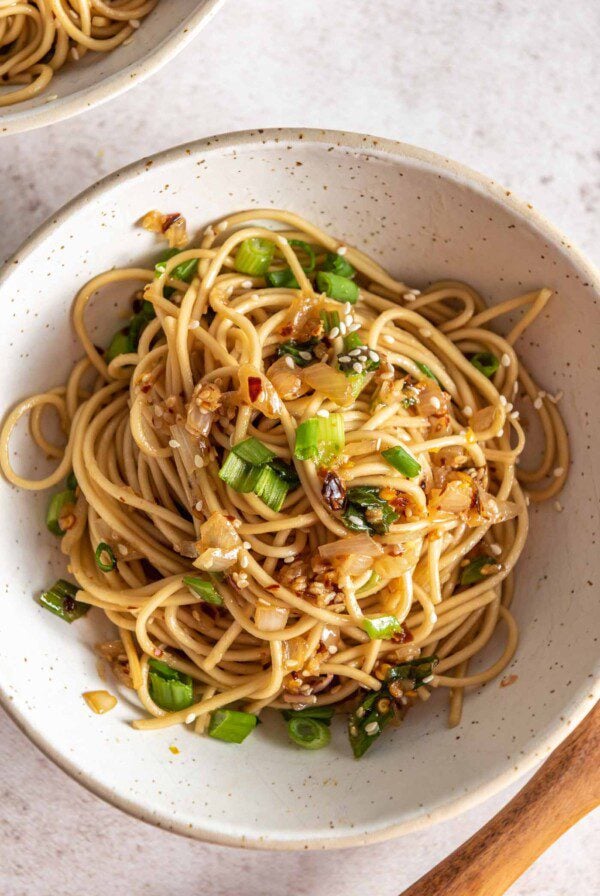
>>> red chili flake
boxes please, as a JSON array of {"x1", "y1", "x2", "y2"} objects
[
  {"x1": 265, "y1": 584, "x2": 281, "y2": 591},
  {"x1": 248, "y1": 376, "x2": 263, "y2": 402},
  {"x1": 321, "y1": 471, "x2": 347, "y2": 511},
  {"x1": 161, "y1": 213, "x2": 181, "y2": 233},
  {"x1": 500, "y1": 674, "x2": 518, "y2": 688}
]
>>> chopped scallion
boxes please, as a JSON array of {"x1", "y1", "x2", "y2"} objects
[
  {"x1": 95, "y1": 542, "x2": 116, "y2": 573},
  {"x1": 282, "y1": 705, "x2": 334, "y2": 724},
  {"x1": 219, "y1": 452, "x2": 261, "y2": 493},
  {"x1": 316, "y1": 271, "x2": 359, "y2": 304},
  {"x1": 66, "y1": 471, "x2": 77, "y2": 491},
  {"x1": 277, "y1": 338, "x2": 317, "y2": 367},
  {"x1": 234, "y1": 238, "x2": 275, "y2": 276},
  {"x1": 320, "y1": 309, "x2": 341, "y2": 333},
  {"x1": 269, "y1": 458, "x2": 300, "y2": 489},
  {"x1": 286, "y1": 716, "x2": 331, "y2": 750},
  {"x1": 356, "y1": 570, "x2": 381, "y2": 595},
  {"x1": 381, "y1": 445, "x2": 421, "y2": 478},
  {"x1": 231, "y1": 437, "x2": 276, "y2": 466},
  {"x1": 415, "y1": 360, "x2": 439, "y2": 383},
  {"x1": 362, "y1": 615, "x2": 402, "y2": 640},
  {"x1": 460, "y1": 555, "x2": 496, "y2": 586},
  {"x1": 148, "y1": 658, "x2": 194, "y2": 712},
  {"x1": 105, "y1": 329, "x2": 134, "y2": 364},
  {"x1": 288, "y1": 239, "x2": 316, "y2": 273},
  {"x1": 208, "y1": 708, "x2": 258, "y2": 743},
  {"x1": 183, "y1": 575, "x2": 223, "y2": 605},
  {"x1": 321, "y1": 252, "x2": 356, "y2": 279},
  {"x1": 265, "y1": 268, "x2": 299, "y2": 289},
  {"x1": 470, "y1": 352, "x2": 500, "y2": 378},
  {"x1": 294, "y1": 413, "x2": 345, "y2": 465},
  {"x1": 46, "y1": 489, "x2": 76, "y2": 536},
  {"x1": 342, "y1": 485, "x2": 398, "y2": 535},
  {"x1": 155, "y1": 248, "x2": 198, "y2": 283},
  {"x1": 39, "y1": 579, "x2": 89, "y2": 623},
  {"x1": 253, "y1": 464, "x2": 289, "y2": 512}
]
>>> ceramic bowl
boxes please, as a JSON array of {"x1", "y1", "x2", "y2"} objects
[
  {"x1": 0, "y1": 1, "x2": 224, "y2": 136},
  {"x1": 0, "y1": 129, "x2": 598, "y2": 849}
]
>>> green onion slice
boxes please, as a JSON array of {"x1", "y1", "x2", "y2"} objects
[
  {"x1": 182, "y1": 575, "x2": 223, "y2": 605},
  {"x1": 294, "y1": 413, "x2": 345, "y2": 465},
  {"x1": 46, "y1": 489, "x2": 76, "y2": 536},
  {"x1": 269, "y1": 458, "x2": 300, "y2": 489},
  {"x1": 460, "y1": 555, "x2": 497, "y2": 586},
  {"x1": 470, "y1": 352, "x2": 500, "y2": 378},
  {"x1": 387, "y1": 656, "x2": 438, "y2": 688},
  {"x1": 320, "y1": 310, "x2": 341, "y2": 333},
  {"x1": 155, "y1": 248, "x2": 199, "y2": 283},
  {"x1": 265, "y1": 268, "x2": 299, "y2": 289},
  {"x1": 316, "y1": 271, "x2": 359, "y2": 304},
  {"x1": 321, "y1": 252, "x2": 356, "y2": 279},
  {"x1": 381, "y1": 445, "x2": 421, "y2": 478},
  {"x1": 219, "y1": 452, "x2": 262, "y2": 493},
  {"x1": 288, "y1": 239, "x2": 316, "y2": 273},
  {"x1": 348, "y1": 690, "x2": 395, "y2": 758},
  {"x1": 253, "y1": 465, "x2": 289, "y2": 512},
  {"x1": 148, "y1": 658, "x2": 194, "y2": 712},
  {"x1": 234, "y1": 238, "x2": 275, "y2": 276},
  {"x1": 415, "y1": 360, "x2": 439, "y2": 383},
  {"x1": 342, "y1": 485, "x2": 398, "y2": 535},
  {"x1": 39, "y1": 579, "x2": 89, "y2": 623},
  {"x1": 95, "y1": 542, "x2": 116, "y2": 573},
  {"x1": 282, "y1": 705, "x2": 334, "y2": 724},
  {"x1": 208, "y1": 708, "x2": 258, "y2": 743},
  {"x1": 277, "y1": 338, "x2": 317, "y2": 367},
  {"x1": 231, "y1": 437, "x2": 276, "y2": 466},
  {"x1": 286, "y1": 716, "x2": 331, "y2": 750},
  {"x1": 356, "y1": 570, "x2": 381, "y2": 595},
  {"x1": 66, "y1": 471, "x2": 77, "y2": 491},
  {"x1": 105, "y1": 330, "x2": 134, "y2": 364},
  {"x1": 362, "y1": 615, "x2": 402, "y2": 640}
]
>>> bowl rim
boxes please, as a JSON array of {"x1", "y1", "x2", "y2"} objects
[
  {"x1": 1, "y1": 127, "x2": 598, "y2": 850},
  {"x1": 0, "y1": 0, "x2": 226, "y2": 136}
]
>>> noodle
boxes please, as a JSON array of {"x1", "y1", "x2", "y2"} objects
[
  {"x1": 0, "y1": 0, "x2": 157, "y2": 108},
  {"x1": 0, "y1": 208, "x2": 569, "y2": 755}
]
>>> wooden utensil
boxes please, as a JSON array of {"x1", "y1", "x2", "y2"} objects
[{"x1": 399, "y1": 702, "x2": 599, "y2": 896}]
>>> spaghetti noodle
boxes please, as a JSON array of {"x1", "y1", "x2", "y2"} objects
[
  {"x1": 0, "y1": 1, "x2": 157, "y2": 108},
  {"x1": 0, "y1": 209, "x2": 569, "y2": 755}
]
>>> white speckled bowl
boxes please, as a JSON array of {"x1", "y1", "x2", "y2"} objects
[
  {"x1": 0, "y1": 1, "x2": 224, "y2": 136},
  {"x1": 0, "y1": 129, "x2": 598, "y2": 849}
]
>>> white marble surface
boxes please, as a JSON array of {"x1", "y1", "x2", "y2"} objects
[{"x1": 0, "y1": 1, "x2": 598, "y2": 893}]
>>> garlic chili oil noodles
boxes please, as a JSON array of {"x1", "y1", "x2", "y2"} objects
[{"x1": 0, "y1": 209, "x2": 569, "y2": 756}]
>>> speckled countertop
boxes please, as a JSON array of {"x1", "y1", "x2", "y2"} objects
[{"x1": 0, "y1": 2, "x2": 598, "y2": 894}]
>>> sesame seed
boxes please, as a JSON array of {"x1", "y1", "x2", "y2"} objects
[
  {"x1": 283, "y1": 556, "x2": 295, "y2": 564},
  {"x1": 283, "y1": 355, "x2": 295, "y2": 369},
  {"x1": 349, "y1": 725, "x2": 358, "y2": 737},
  {"x1": 365, "y1": 721, "x2": 380, "y2": 735},
  {"x1": 533, "y1": 397, "x2": 543, "y2": 410},
  {"x1": 513, "y1": 381, "x2": 519, "y2": 395},
  {"x1": 497, "y1": 428, "x2": 504, "y2": 437},
  {"x1": 490, "y1": 543, "x2": 502, "y2": 556},
  {"x1": 356, "y1": 707, "x2": 365, "y2": 719},
  {"x1": 375, "y1": 438, "x2": 382, "y2": 451},
  {"x1": 194, "y1": 455, "x2": 204, "y2": 468},
  {"x1": 188, "y1": 320, "x2": 199, "y2": 330},
  {"x1": 240, "y1": 555, "x2": 249, "y2": 568},
  {"x1": 328, "y1": 327, "x2": 340, "y2": 338},
  {"x1": 327, "y1": 645, "x2": 338, "y2": 654},
  {"x1": 195, "y1": 501, "x2": 203, "y2": 511},
  {"x1": 216, "y1": 220, "x2": 229, "y2": 232},
  {"x1": 129, "y1": 18, "x2": 140, "y2": 28},
  {"x1": 344, "y1": 314, "x2": 354, "y2": 326},
  {"x1": 422, "y1": 675, "x2": 434, "y2": 684},
  {"x1": 403, "y1": 292, "x2": 417, "y2": 301},
  {"x1": 185, "y1": 713, "x2": 196, "y2": 724},
  {"x1": 343, "y1": 302, "x2": 352, "y2": 314},
  {"x1": 510, "y1": 410, "x2": 520, "y2": 420},
  {"x1": 411, "y1": 289, "x2": 422, "y2": 296},
  {"x1": 348, "y1": 322, "x2": 362, "y2": 333},
  {"x1": 430, "y1": 396, "x2": 441, "y2": 410},
  {"x1": 463, "y1": 405, "x2": 473, "y2": 417},
  {"x1": 419, "y1": 328, "x2": 432, "y2": 338},
  {"x1": 154, "y1": 406, "x2": 164, "y2": 417},
  {"x1": 352, "y1": 362, "x2": 363, "y2": 373},
  {"x1": 317, "y1": 408, "x2": 330, "y2": 418},
  {"x1": 553, "y1": 466, "x2": 564, "y2": 477},
  {"x1": 241, "y1": 279, "x2": 253, "y2": 288},
  {"x1": 349, "y1": 348, "x2": 362, "y2": 357},
  {"x1": 501, "y1": 353, "x2": 511, "y2": 367},
  {"x1": 337, "y1": 246, "x2": 348, "y2": 256},
  {"x1": 499, "y1": 395, "x2": 507, "y2": 406},
  {"x1": 338, "y1": 355, "x2": 351, "y2": 363},
  {"x1": 348, "y1": 515, "x2": 364, "y2": 527},
  {"x1": 70, "y1": 47, "x2": 80, "y2": 61},
  {"x1": 339, "y1": 322, "x2": 347, "y2": 336},
  {"x1": 243, "y1": 541, "x2": 252, "y2": 550},
  {"x1": 525, "y1": 495, "x2": 531, "y2": 506},
  {"x1": 554, "y1": 501, "x2": 563, "y2": 512},
  {"x1": 368, "y1": 351, "x2": 379, "y2": 362},
  {"x1": 383, "y1": 334, "x2": 395, "y2": 345},
  {"x1": 168, "y1": 439, "x2": 180, "y2": 449},
  {"x1": 299, "y1": 350, "x2": 313, "y2": 361}
]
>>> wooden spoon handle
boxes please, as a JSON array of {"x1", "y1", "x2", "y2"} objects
[{"x1": 400, "y1": 702, "x2": 599, "y2": 896}]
